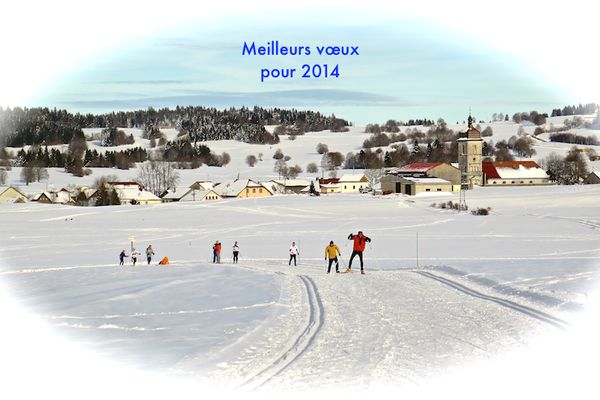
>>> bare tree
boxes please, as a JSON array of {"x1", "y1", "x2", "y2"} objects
[
  {"x1": 274, "y1": 159, "x2": 288, "y2": 179},
  {"x1": 288, "y1": 165, "x2": 302, "y2": 179},
  {"x1": 220, "y1": 152, "x2": 231, "y2": 166},
  {"x1": 137, "y1": 161, "x2": 180, "y2": 195},
  {"x1": 364, "y1": 168, "x2": 385, "y2": 188},
  {"x1": 306, "y1": 162, "x2": 318, "y2": 173},
  {"x1": 20, "y1": 161, "x2": 48, "y2": 185},
  {"x1": 316, "y1": 143, "x2": 329, "y2": 154},
  {"x1": 273, "y1": 149, "x2": 284, "y2": 160},
  {"x1": 246, "y1": 155, "x2": 257, "y2": 167},
  {"x1": 92, "y1": 174, "x2": 119, "y2": 189}
]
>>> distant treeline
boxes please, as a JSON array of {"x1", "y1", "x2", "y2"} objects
[
  {"x1": 13, "y1": 141, "x2": 230, "y2": 176},
  {"x1": 0, "y1": 106, "x2": 349, "y2": 147},
  {"x1": 549, "y1": 132, "x2": 599, "y2": 146},
  {"x1": 551, "y1": 103, "x2": 598, "y2": 117}
]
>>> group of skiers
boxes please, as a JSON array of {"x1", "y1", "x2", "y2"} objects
[
  {"x1": 120, "y1": 244, "x2": 167, "y2": 266},
  {"x1": 323, "y1": 231, "x2": 372, "y2": 274},
  {"x1": 119, "y1": 231, "x2": 372, "y2": 274}
]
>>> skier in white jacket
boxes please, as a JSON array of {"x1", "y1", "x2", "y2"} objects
[{"x1": 289, "y1": 242, "x2": 299, "y2": 266}]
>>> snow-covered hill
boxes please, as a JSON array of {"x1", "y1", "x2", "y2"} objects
[{"x1": 3, "y1": 116, "x2": 600, "y2": 192}]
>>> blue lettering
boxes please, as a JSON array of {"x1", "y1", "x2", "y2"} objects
[{"x1": 242, "y1": 41, "x2": 256, "y2": 55}]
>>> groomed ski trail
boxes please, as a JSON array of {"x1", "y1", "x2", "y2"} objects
[
  {"x1": 415, "y1": 271, "x2": 570, "y2": 330},
  {"x1": 238, "y1": 274, "x2": 324, "y2": 390}
]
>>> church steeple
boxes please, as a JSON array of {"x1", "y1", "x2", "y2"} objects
[{"x1": 467, "y1": 109, "x2": 473, "y2": 129}]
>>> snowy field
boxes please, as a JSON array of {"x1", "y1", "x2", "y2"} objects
[{"x1": 1, "y1": 185, "x2": 599, "y2": 397}]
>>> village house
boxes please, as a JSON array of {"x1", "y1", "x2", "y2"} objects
[
  {"x1": 269, "y1": 179, "x2": 310, "y2": 194},
  {"x1": 387, "y1": 162, "x2": 461, "y2": 188},
  {"x1": 115, "y1": 187, "x2": 162, "y2": 205},
  {"x1": 160, "y1": 186, "x2": 221, "y2": 202},
  {"x1": 584, "y1": 171, "x2": 600, "y2": 184},
  {"x1": 31, "y1": 189, "x2": 75, "y2": 205},
  {"x1": 381, "y1": 176, "x2": 453, "y2": 195},
  {"x1": 481, "y1": 161, "x2": 550, "y2": 186},
  {"x1": 318, "y1": 178, "x2": 341, "y2": 194},
  {"x1": 74, "y1": 188, "x2": 100, "y2": 206},
  {"x1": 213, "y1": 179, "x2": 273, "y2": 198},
  {"x1": 189, "y1": 181, "x2": 214, "y2": 191},
  {"x1": 0, "y1": 186, "x2": 28, "y2": 204},
  {"x1": 31, "y1": 192, "x2": 54, "y2": 204},
  {"x1": 107, "y1": 181, "x2": 144, "y2": 191},
  {"x1": 338, "y1": 174, "x2": 369, "y2": 193},
  {"x1": 53, "y1": 188, "x2": 75, "y2": 205}
]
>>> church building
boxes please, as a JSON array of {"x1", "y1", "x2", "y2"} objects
[{"x1": 457, "y1": 114, "x2": 483, "y2": 188}]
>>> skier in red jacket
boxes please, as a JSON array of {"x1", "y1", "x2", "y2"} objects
[{"x1": 346, "y1": 231, "x2": 371, "y2": 274}]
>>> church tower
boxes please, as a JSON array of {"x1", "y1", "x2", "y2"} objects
[{"x1": 458, "y1": 113, "x2": 483, "y2": 188}]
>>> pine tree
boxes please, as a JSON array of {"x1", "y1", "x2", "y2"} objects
[{"x1": 384, "y1": 151, "x2": 393, "y2": 167}]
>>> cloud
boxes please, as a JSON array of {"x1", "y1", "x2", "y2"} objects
[
  {"x1": 98, "y1": 80, "x2": 189, "y2": 85},
  {"x1": 58, "y1": 89, "x2": 405, "y2": 111}
]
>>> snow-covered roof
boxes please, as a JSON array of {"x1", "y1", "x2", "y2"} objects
[
  {"x1": 53, "y1": 190, "x2": 73, "y2": 204},
  {"x1": 213, "y1": 179, "x2": 249, "y2": 197},
  {"x1": 270, "y1": 179, "x2": 311, "y2": 187},
  {"x1": 397, "y1": 163, "x2": 444, "y2": 172},
  {"x1": 32, "y1": 191, "x2": 53, "y2": 201},
  {"x1": 161, "y1": 187, "x2": 193, "y2": 200},
  {"x1": 213, "y1": 179, "x2": 271, "y2": 197},
  {"x1": 117, "y1": 188, "x2": 160, "y2": 201},
  {"x1": 483, "y1": 162, "x2": 548, "y2": 180},
  {"x1": 402, "y1": 177, "x2": 451, "y2": 184},
  {"x1": 194, "y1": 189, "x2": 221, "y2": 200},
  {"x1": 339, "y1": 174, "x2": 367, "y2": 182},
  {"x1": 191, "y1": 181, "x2": 214, "y2": 190},
  {"x1": 108, "y1": 181, "x2": 143, "y2": 188}
]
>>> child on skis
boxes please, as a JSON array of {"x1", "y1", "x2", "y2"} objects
[
  {"x1": 146, "y1": 245, "x2": 154, "y2": 265},
  {"x1": 347, "y1": 231, "x2": 371, "y2": 274},
  {"x1": 119, "y1": 250, "x2": 128, "y2": 266},
  {"x1": 131, "y1": 249, "x2": 140, "y2": 266},
  {"x1": 324, "y1": 240, "x2": 341, "y2": 273},
  {"x1": 289, "y1": 242, "x2": 299, "y2": 266}
]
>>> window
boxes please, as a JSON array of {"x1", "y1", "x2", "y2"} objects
[
  {"x1": 259, "y1": 188, "x2": 263, "y2": 193},
  {"x1": 502, "y1": 181, "x2": 506, "y2": 184},
  {"x1": 529, "y1": 181, "x2": 533, "y2": 184},
  {"x1": 520, "y1": 181, "x2": 524, "y2": 184},
  {"x1": 252, "y1": 188, "x2": 256, "y2": 193},
  {"x1": 493, "y1": 181, "x2": 497, "y2": 184},
  {"x1": 426, "y1": 188, "x2": 431, "y2": 192},
  {"x1": 437, "y1": 188, "x2": 442, "y2": 192},
  {"x1": 353, "y1": 185, "x2": 355, "y2": 189},
  {"x1": 344, "y1": 185, "x2": 347, "y2": 189}
]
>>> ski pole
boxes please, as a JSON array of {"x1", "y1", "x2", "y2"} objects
[{"x1": 368, "y1": 242, "x2": 381, "y2": 271}]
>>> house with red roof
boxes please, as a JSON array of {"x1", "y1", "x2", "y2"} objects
[
  {"x1": 481, "y1": 161, "x2": 550, "y2": 186},
  {"x1": 318, "y1": 177, "x2": 341, "y2": 194}
]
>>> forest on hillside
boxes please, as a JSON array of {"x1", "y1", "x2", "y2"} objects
[{"x1": 0, "y1": 106, "x2": 349, "y2": 147}]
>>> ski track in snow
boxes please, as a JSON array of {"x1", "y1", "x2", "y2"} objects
[
  {"x1": 238, "y1": 275, "x2": 324, "y2": 390},
  {"x1": 415, "y1": 271, "x2": 570, "y2": 330}
]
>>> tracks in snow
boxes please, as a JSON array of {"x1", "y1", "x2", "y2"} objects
[
  {"x1": 415, "y1": 271, "x2": 570, "y2": 330},
  {"x1": 239, "y1": 275, "x2": 324, "y2": 391}
]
